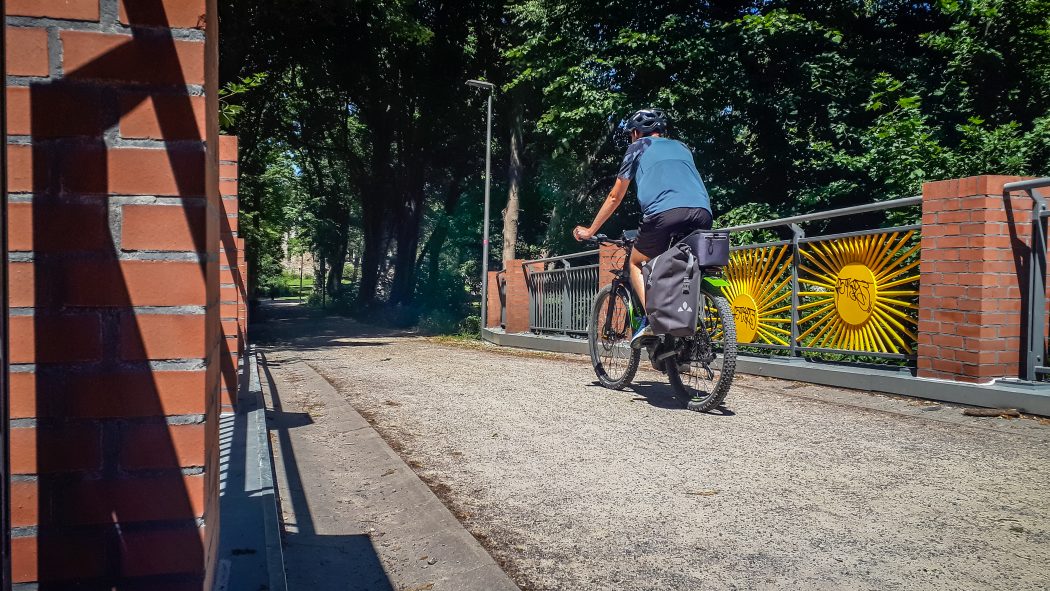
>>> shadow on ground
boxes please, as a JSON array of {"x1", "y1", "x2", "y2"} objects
[{"x1": 260, "y1": 349, "x2": 396, "y2": 591}]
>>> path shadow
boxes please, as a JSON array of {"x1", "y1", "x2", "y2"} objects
[
  {"x1": 621, "y1": 380, "x2": 736, "y2": 416},
  {"x1": 258, "y1": 352, "x2": 394, "y2": 591},
  {"x1": 252, "y1": 301, "x2": 416, "y2": 351}
]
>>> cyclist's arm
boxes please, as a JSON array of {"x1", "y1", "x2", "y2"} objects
[{"x1": 583, "y1": 177, "x2": 630, "y2": 234}]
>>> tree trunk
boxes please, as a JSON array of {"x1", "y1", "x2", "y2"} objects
[
  {"x1": 389, "y1": 167, "x2": 426, "y2": 306},
  {"x1": 358, "y1": 130, "x2": 393, "y2": 306},
  {"x1": 502, "y1": 103, "x2": 522, "y2": 266}
]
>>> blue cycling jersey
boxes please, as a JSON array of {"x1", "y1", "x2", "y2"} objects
[{"x1": 617, "y1": 136, "x2": 711, "y2": 218}]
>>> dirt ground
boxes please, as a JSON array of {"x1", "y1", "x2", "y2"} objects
[{"x1": 257, "y1": 302, "x2": 1050, "y2": 591}]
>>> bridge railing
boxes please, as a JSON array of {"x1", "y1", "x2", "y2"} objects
[
  {"x1": 517, "y1": 197, "x2": 923, "y2": 362},
  {"x1": 522, "y1": 250, "x2": 601, "y2": 335},
  {"x1": 723, "y1": 197, "x2": 921, "y2": 361},
  {"x1": 492, "y1": 175, "x2": 1050, "y2": 394}
]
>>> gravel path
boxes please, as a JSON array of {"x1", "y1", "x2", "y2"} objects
[{"x1": 258, "y1": 302, "x2": 1050, "y2": 591}]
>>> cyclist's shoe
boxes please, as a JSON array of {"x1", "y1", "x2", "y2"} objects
[
  {"x1": 676, "y1": 362, "x2": 692, "y2": 375},
  {"x1": 630, "y1": 318, "x2": 655, "y2": 349}
]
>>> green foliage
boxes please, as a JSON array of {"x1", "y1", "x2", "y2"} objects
[
  {"x1": 219, "y1": 73, "x2": 268, "y2": 130},
  {"x1": 222, "y1": 0, "x2": 1050, "y2": 331}
]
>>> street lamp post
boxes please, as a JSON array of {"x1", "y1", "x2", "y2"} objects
[{"x1": 466, "y1": 79, "x2": 494, "y2": 334}]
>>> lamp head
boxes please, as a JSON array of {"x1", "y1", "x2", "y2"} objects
[{"x1": 466, "y1": 79, "x2": 495, "y2": 90}]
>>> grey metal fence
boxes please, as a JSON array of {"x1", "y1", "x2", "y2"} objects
[
  {"x1": 1010, "y1": 178, "x2": 1050, "y2": 381},
  {"x1": 522, "y1": 250, "x2": 601, "y2": 335},
  {"x1": 520, "y1": 198, "x2": 923, "y2": 353},
  {"x1": 724, "y1": 197, "x2": 922, "y2": 361}
]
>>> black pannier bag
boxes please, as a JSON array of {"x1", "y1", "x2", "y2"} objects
[
  {"x1": 642, "y1": 242, "x2": 701, "y2": 337},
  {"x1": 682, "y1": 230, "x2": 730, "y2": 267},
  {"x1": 642, "y1": 231, "x2": 730, "y2": 337}
]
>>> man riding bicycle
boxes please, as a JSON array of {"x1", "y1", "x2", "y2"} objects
[{"x1": 573, "y1": 108, "x2": 713, "y2": 345}]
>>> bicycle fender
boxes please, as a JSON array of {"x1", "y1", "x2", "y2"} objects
[{"x1": 701, "y1": 276, "x2": 729, "y2": 295}]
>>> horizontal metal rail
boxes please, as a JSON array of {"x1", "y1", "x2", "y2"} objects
[
  {"x1": 723, "y1": 196, "x2": 921, "y2": 233},
  {"x1": 522, "y1": 249, "x2": 599, "y2": 269}
]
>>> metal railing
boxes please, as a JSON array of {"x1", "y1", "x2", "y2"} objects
[
  {"x1": 724, "y1": 197, "x2": 921, "y2": 360},
  {"x1": 523, "y1": 250, "x2": 602, "y2": 335},
  {"x1": 519, "y1": 197, "x2": 922, "y2": 357},
  {"x1": 1011, "y1": 178, "x2": 1050, "y2": 381}
]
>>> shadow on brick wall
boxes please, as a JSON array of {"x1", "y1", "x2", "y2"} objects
[{"x1": 21, "y1": 1, "x2": 212, "y2": 588}]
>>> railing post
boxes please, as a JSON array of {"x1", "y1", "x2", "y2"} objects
[
  {"x1": 1023, "y1": 188, "x2": 1048, "y2": 381},
  {"x1": 485, "y1": 270, "x2": 502, "y2": 329},
  {"x1": 789, "y1": 223, "x2": 804, "y2": 358},
  {"x1": 561, "y1": 261, "x2": 572, "y2": 335},
  {"x1": 503, "y1": 259, "x2": 531, "y2": 333}
]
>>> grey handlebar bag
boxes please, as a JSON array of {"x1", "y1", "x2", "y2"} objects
[{"x1": 642, "y1": 242, "x2": 701, "y2": 337}]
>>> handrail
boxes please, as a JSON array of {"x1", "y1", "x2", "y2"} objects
[
  {"x1": 722, "y1": 196, "x2": 921, "y2": 233},
  {"x1": 522, "y1": 248, "x2": 599, "y2": 271},
  {"x1": 1003, "y1": 177, "x2": 1050, "y2": 192}
]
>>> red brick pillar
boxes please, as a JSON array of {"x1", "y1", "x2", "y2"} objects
[
  {"x1": 238, "y1": 236, "x2": 248, "y2": 336},
  {"x1": 503, "y1": 259, "x2": 532, "y2": 333},
  {"x1": 918, "y1": 175, "x2": 1031, "y2": 382},
  {"x1": 599, "y1": 243, "x2": 625, "y2": 286},
  {"x1": 6, "y1": 0, "x2": 221, "y2": 586},
  {"x1": 485, "y1": 270, "x2": 502, "y2": 328},
  {"x1": 219, "y1": 135, "x2": 240, "y2": 411}
]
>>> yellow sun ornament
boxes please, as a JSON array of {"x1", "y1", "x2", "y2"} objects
[
  {"x1": 797, "y1": 231, "x2": 920, "y2": 354},
  {"x1": 723, "y1": 244, "x2": 793, "y2": 345}
]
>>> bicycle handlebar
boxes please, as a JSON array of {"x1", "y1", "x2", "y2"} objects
[{"x1": 584, "y1": 232, "x2": 633, "y2": 247}]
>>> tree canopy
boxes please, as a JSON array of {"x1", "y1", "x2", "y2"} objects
[{"x1": 219, "y1": 0, "x2": 1050, "y2": 329}]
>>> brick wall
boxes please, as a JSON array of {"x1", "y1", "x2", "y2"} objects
[
  {"x1": 6, "y1": 0, "x2": 221, "y2": 587},
  {"x1": 219, "y1": 135, "x2": 242, "y2": 412},
  {"x1": 502, "y1": 260, "x2": 532, "y2": 333},
  {"x1": 918, "y1": 175, "x2": 1031, "y2": 382}
]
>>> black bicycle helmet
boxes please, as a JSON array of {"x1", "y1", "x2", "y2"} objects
[{"x1": 624, "y1": 108, "x2": 667, "y2": 135}]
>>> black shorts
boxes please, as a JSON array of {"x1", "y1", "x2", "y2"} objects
[{"x1": 635, "y1": 207, "x2": 713, "y2": 258}]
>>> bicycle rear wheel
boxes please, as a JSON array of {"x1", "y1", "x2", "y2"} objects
[
  {"x1": 588, "y1": 285, "x2": 640, "y2": 389},
  {"x1": 667, "y1": 293, "x2": 737, "y2": 412}
]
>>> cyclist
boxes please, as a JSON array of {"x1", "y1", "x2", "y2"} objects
[{"x1": 572, "y1": 108, "x2": 714, "y2": 345}]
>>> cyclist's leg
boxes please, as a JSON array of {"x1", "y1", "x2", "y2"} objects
[
  {"x1": 632, "y1": 210, "x2": 672, "y2": 312},
  {"x1": 628, "y1": 248, "x2": 650, "y2": 309}
]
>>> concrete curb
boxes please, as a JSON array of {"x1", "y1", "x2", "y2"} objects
[
  {"x1": 214, "y1": 347, "x2": 288, "y2": 591},
  {"x1": 260, "y1": 352, "x2": 521, "y2": 591},
  {"x1": 248, "y1": 348, "x2": 289, "y2": 591},
  {"x1": 482, "y1": 328, "x2": 1050, "y2": 416}
]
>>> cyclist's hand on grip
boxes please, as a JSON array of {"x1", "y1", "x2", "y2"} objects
[{"x1": 572, "y1": 225, "x2": 594, "y2": 242}]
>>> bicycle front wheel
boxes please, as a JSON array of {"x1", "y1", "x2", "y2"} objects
[
  {"x1": 667, "y1": 292, "x2": 737, "y2": 412},
  {"x1": 588, "y1": 284, "x2": 640, "y2": 389}
]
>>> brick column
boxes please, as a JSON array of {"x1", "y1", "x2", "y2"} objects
[
  {"x1": 918, "y1": 175, "x2": 1030, "y2": 382},
  {"x1": 503, "y1": 259, "x2": 532, "y2": 333},
  {"x1": 219, "y1": 136, "x2": 240, "y2": 411},
  {"x1": 6, "y1": 0, "x2": 220, "y2": 586},
  {"x1": 485, "y1": 270, "x2": 502, "y2": 328},
  {"x1": 599, "y1": 243, "x2": 625, "y2": 287}
]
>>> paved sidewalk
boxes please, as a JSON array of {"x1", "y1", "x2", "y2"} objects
[
  {"x1": 257, "y1": 301, "x2": 1050, "y2": 591},
  {"x1": 259, "y1": 341, "x2": 519, "y2": 591}
]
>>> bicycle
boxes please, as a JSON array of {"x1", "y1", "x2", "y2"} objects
[{"x1": 584, "y1": 230, "x2": 737, "y2": 412}]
